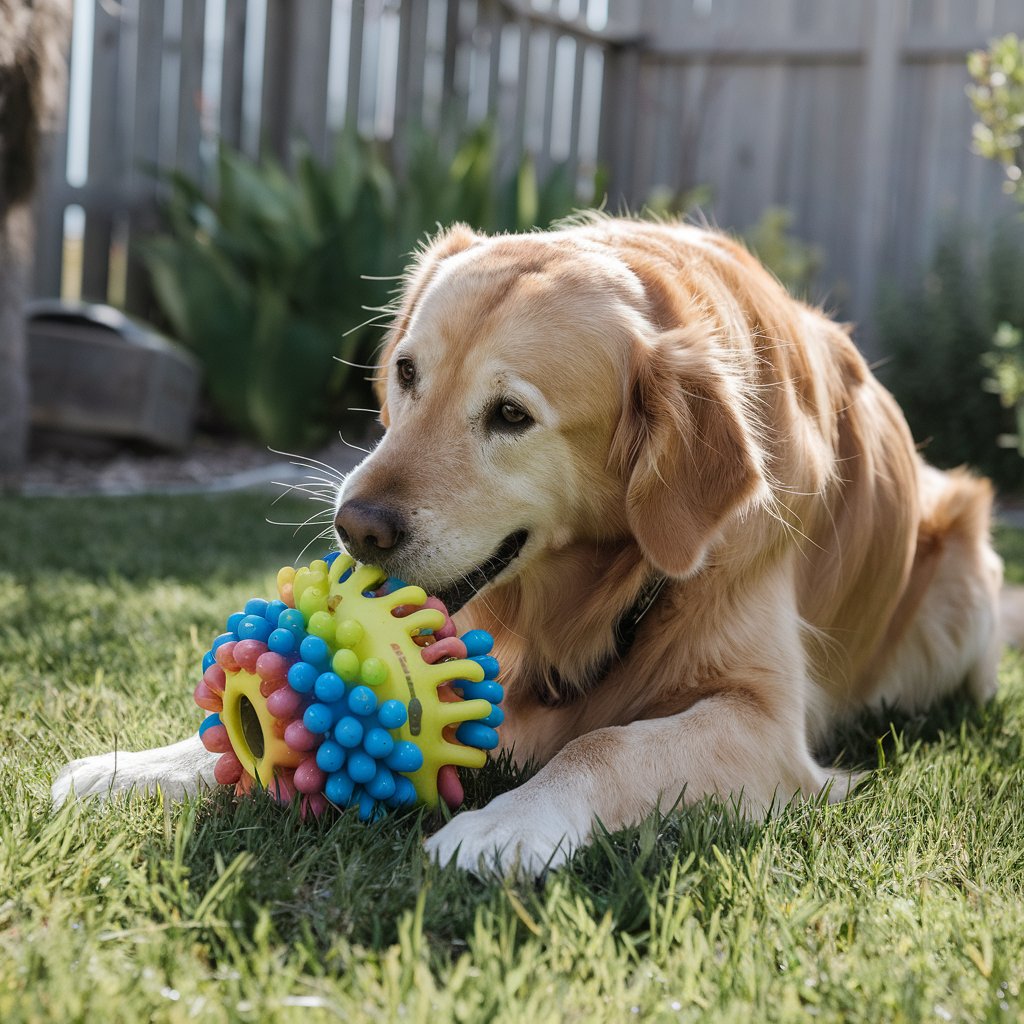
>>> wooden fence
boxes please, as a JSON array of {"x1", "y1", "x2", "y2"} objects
[{"x1": 31, "y1": 0, "x2": 1024, "y2": 343}]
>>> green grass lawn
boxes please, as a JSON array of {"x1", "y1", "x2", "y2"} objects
[{"x1": 2, "y1": 495, "x2": 1022, "y2": 1023}]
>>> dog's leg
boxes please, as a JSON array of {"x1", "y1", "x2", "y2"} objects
[
  {"x1": 51, "y1": 735, "x2": 219, "y2": 806},
  {"x1": 425, "y1": 692, "x2": 844, "y2": 877}
]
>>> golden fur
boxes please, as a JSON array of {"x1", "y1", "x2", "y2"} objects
[{"x1": 341, "y1": 216, "x2": 1002, "y2": 872}]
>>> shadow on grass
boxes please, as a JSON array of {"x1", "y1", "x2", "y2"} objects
[
  {"x1": 818, "y1": 676, "x2": 1020, "y2": 773},
  {"x1": 149, "y1": 678, "x2": 1020, "y2": 961},
  {"x1": 145, "y1": 750, "x2": 535, "y2": 958}
]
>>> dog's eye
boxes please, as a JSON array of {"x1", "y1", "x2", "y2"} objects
[
  {"x1": 396, "y1": 358, "x2": 416, "y2": 388},
  {"x1": 491, "y1": 400, "x2": 533, "y2": 432},
  {"x1": 501, "y1": 402, "x2": 527, "y2": 424}
]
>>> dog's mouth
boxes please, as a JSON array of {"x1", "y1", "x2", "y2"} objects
[{"x1": 433, "y1": 529, "x2": 529, "y2": 614}]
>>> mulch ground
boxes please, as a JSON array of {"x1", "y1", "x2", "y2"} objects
[{"x1": 19, "y1": 433, "x2": 370, "y2": 497}]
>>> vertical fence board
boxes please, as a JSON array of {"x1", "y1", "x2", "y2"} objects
[
  {"x1": 289, "y1": 0, "x2": 333, "y2": 157},
  {"x1": 344, "y1": 0, "x2": 365, "y2": 130},
  {"x1": 405, "y1": 0, "x2": 430, "y2": 129},
  {"x1": 132, "y1": 1, "x2": 166, "y2": 177},
  {"x1": 124, "y1": 0, "x2": 167, "y2": 313},
  {"x1": 512, "y1": 17, "x2": 530, "y2": 167},
  {"x1": 176, "y1": 0, "x2": 207, "y2": 181},
  {"x1": 566, "y1": 28, "x2": 586, "y2": 178},
  {"x1": 31, "y1": 13, "x2": 72, "y2": 299},
  {"x1": 888, "y1": 56, "x2": 930, "y2": 292},
  {"x1": 220, "y1": 0, "x2": 248, "y2": 148},
  {"x1": 260, "y1": 0, "x2": 293, "y2": 159},
  {"x1": 392, "y1": 0, "x2": 415, "y2": 166},
  {"x1": 485, "y1": 0, "x2": 503, "y2": 121},
  {"x1": 598, "y1": 40, "x2": 640, "y2": 206},
  {"x1": 538, "y1": 26, "x2": 559, "y2": 176},
  {"x1": 31, "y1": 130, "x2": 69, "y2": 299},
  {"x1": 81, "y1": 0, "x2": 122, "y2": 302},
  {"x1": 851, "y1": 0, "x2": 906, "y2": 340}
]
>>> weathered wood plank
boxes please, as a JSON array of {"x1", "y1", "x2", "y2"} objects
[
  {"x1": 538, "y1": 24, "x2": 559, "y2": 176},
  {"x1": 31, "y1": 9, "x2": 72, "y2": 300},
  {"x1": 123, "y1": 0, "x2": 165, "y2": 313},
  {"x1": 852, "y1": 0, "x2": 908, "y2": 343},
  {"x1": 565, "y1": 16, "x2": 586, "y2": 178},
  {"x1": 261, "y1": 0, "x2": 294, "y2": 159},
  {"x1": 345, "y1": 0, "x2": 365, "y2": 130},
  {"x1": 31, "y1": 123, "x2": 70, "y2": 299},
  {"x1": 220, "y1": 0, "x2": 248, "y2": 150},
  {"x1": 288, "y1": 0, "x2": 333, "y2": 157},
  {"x1": 597, "y1": 40, "x2": 640, "y2": 207},
  {"x1": 81, "y1": 0, "x2": 122, "y2": 302},
  {"x1": 176, "y1": 0, "x2": 207, "y2": 181}
]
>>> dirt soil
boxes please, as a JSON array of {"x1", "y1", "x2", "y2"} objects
[{"x1": 19, "y1": 433, "x2": 372, "y2": 497}]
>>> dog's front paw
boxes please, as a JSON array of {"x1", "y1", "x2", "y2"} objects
[
  {"x1": 424, "y1": 790, "x2": 589, "y2": 878},
  {"x1": 51, "y1": 751, "x2": 124, "y2": 806},
  {"x1": 51, "y1": 737, "x2": 219, "y2": 807}
]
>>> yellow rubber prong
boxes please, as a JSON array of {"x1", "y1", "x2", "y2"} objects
[
  {"x1": 328, "y1": 553, "x2": 354, "y2": 584},
  {"x1": 276, "y1": 566, "x2": 295, "y2": 590},
  {"x1": 426, "y1": 659, "x2": 485, "y2": 688},
  {"x1": 298, "y1": 585, "x2": 328, "y2": 618},
  {"x1": 436, "y1": 698, "x2": 493, "y2": 726},
  {"x1": 400, "y1": 609, "x2": 446, "y2": 635},
  {"x1": 442, "y1": 743, "x2": 488, "y2": 770},
  {"x1": 292, "y1": 566, "x2": 313, "y2": 601},
  {"x1": 350, "y1": 563, "x2": 387, "y2": 592},
  {"x1": 381, "y1": 585, "x2": 428, "y2": 611},
  {"x1": 309, "y1": 559, "x2": 328, "y2": 577}
]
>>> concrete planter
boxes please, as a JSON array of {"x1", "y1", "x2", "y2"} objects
[{"x1": 26, "y1": 301, "x2": 201, "y2": 451}]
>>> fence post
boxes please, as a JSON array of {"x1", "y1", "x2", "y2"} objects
[
  {"x1": 597, "y1": 38, "x2": 641, "y2": 211},
  {"x1": 260, "y1": 0, "x2": 296, "y2": 162},
  {"x1": 853, "y1": 0, "x2": 907, "y2": 352}
]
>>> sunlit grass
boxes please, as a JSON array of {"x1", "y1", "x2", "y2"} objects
[{"x1": 2, "y1": 494, "x2": 1022, "y2": 1022}]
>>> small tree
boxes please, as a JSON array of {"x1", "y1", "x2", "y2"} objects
[
  {"x1": 967, "y1": 33, "x2": 1024, "y2": 196},
  {"x1": 967, "y1": 34, "x2": 1024, "y2": 463},
  {"x1": 0, "y1": 0, "x2": 70, "y2": 489}
]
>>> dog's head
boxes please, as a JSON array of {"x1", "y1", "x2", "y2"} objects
[{"x1": 335, "y1": 223, "x2": 768, "y2": 611}]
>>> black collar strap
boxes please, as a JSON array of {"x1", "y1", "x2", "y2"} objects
[
  {"x1": 542, "y1": 572, "x2": 668, "y2": 703},
  {"x1": 612, "y1": 572, "x2": 669, "y2": 661}
]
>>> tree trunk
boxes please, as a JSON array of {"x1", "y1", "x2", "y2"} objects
[
  {"x1": 0, "y1": 201, "x2": 32, "y2": 489},
  {"x1": 0, "y1": 0, "x2": 71, "y2": 490}
]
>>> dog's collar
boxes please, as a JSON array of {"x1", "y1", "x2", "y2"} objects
[
  {"x1": 612, "y1": 572, "x2": 669, "y2": 661},
  {"x1": 541, "y1": 571, "x2": 668, "y2": 704}
]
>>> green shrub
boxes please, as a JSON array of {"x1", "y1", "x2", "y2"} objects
[
  {"x1": 143, "y1": 138, "x2": 396, "y2": 450},
  {"x1": 967, "y1": 33, "x2": 1024, "y2": 197},
  {"x1": 742, "y1": 206, "x2": 823, "y2": 299},
  {"x1": 877, "y1": 224, "x2": 1024, "y2": 491},
  {"x1": 143, "y1": 125, "x2": 598, "y2": 449}
]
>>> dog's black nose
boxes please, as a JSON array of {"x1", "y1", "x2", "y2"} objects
[{"x1": 334, "y1": 500, "x2": 406, "y2": 560}]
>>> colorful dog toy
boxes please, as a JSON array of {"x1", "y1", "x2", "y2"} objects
[{"x1": 193, "y1": 552, "x2": 503, "y2": 819}]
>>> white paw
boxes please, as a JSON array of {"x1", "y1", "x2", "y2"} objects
[
  {"x1": 424, "y1": 790, "x2": 589, "y2": 878},
  {"x1": 51, "y1": 736, "x2": 219, "y2": 807}
]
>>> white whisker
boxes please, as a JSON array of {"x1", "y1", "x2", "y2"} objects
[
  {"x1": 333, "y1": 356, "x2": 379, "y2": 369},
  {"x1": 338, "y1": 432, "x2": 371, "y2": 455},
  {"x1": 268, "y1": 448, "x2": 346, "y2": 482},
  {"x1": 342, "y1": 313, "x2": 394, "y2": 338},
  {"x1": 294, "y1": 527, "x2": 337, "y2": 564}
]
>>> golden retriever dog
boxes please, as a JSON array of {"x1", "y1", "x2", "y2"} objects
[{"x1": 52, "y1": 217, "x2": 1004, "y2": 876}]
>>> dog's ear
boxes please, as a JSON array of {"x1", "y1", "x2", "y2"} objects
[
  {"x1": 375, "y1": 224, "x2": 478, "y2": 425},
  {"x1": 610, "y1": 328, "x2": 767, "y2": 578}
]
